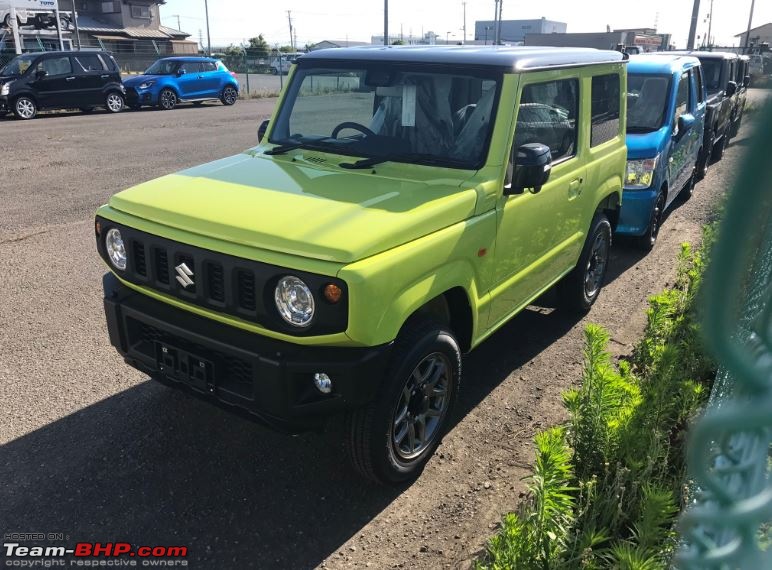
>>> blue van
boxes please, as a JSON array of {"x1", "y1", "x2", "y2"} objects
[{"x1": 617, "y1": 54, "x2": 706, "y2": 249}]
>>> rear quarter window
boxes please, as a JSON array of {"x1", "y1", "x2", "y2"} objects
[
  {"x1": 74, "y1": 54, "x2": 106, "y2": 72},
  {"x1": 590, "y1": 73, "x2": 621, "y2": 147}
]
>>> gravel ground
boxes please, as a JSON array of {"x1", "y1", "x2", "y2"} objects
[{"x1": 0, "y1": 91, "x2": 769, "y2": 569}]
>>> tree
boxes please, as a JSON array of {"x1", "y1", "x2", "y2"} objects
[{"x1": 246, "y1": 35, "x2": 269, "y2": 57}]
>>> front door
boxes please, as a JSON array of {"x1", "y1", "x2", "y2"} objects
[
  {"x1": 489, "y1": 74, "x2": 587, "y2": 328},
  {"x1": 667, "y1": 72, "x2": 694, "y2": 205},
  {"x1": 30, "y1": 55, "x2": 79, "y2": 109}
]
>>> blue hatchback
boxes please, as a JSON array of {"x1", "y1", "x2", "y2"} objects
[
  {"x1": 617, "y1": 54, "x2": 706, "y2": 249},
  {"x1": 124, "y1": 57, "x2": 239, "y2": 111}
]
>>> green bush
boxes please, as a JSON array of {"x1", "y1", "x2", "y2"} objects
[{"x1": 480, "y1": 227, "x2": 717, "y2": 570}]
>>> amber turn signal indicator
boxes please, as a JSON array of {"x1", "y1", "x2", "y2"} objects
[
  {"x1": 95, "y1": 220, "x2": 102, "y2": 236},
  {"x1": 324, "y1": 283, "x2": 343, "y2": 304}
]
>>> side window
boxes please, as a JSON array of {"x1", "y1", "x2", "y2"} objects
[
  {"x1": 514, "y1": 78, "x2": 579, "y2": 162},
  {"x1": 202, "y1": 62, "x2": 217, "y2": 72},
  {"x1": 74, "y1": 53, "x2": 106, "y2": 72},
  {"x1": 694, "y1": 66, "x2": 704, "y2": 103},
  {"x1": 178, "y1": 62, "x2": 198, "y2": 74},
  {"x1": 675, "y1": 72, "x2": 689, "y2": 120},
  {"x1": 590, "y1": 73, "x2": 620, "y2": 147},
  {"x1": 39, "y1": 56, "x2": 73, "y2": 76}
]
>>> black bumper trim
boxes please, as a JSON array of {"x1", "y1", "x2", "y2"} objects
[{"x1": 103, "y1": 273, "x2": 391, "y2": 432}]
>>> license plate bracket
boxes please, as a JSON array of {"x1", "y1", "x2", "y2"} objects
[{"x1": 155, "y1": 342, "x2": 216, "y2": 393}]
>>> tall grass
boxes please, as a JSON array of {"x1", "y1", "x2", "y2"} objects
[{"x1": 479, "y1": 226, "x2": 717, "y2": 570}]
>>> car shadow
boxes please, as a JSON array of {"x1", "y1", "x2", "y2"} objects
[{"x1": 0, "y1": 303, "x2": 587, "y2": 569}]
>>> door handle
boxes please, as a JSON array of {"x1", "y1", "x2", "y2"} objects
[
  {"x1": 65, "y1": 76, "x2": 75, "y2": 81},
  {"x1": 568, "y1": 178, "x2": 583, "y2": 199},
  {"x1": 101, "y1": 74, "x2": 109, "y2": 78}
]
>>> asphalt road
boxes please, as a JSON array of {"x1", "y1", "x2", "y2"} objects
[{"x1": 1, "y1": 90, "x2": 770, "y2": 569}]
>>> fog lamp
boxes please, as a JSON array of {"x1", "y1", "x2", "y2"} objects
[{"x1": 313, "y1": 373, "x2": 332, "y2": 394}]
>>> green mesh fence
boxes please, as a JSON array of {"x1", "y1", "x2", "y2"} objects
[{"x1": 676, "y1": 100, "x2": 772, "y2": 568}]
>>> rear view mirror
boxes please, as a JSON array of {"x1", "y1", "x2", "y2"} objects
[
  {"x1": 725, "y1": 80, "x2": 737, "y2": 97},
  {"x1": 505, "y1": 143, "x2": 552, "y2": 196},
  {"x1": 744, "y1": 75, "x2": 751, "y2": 88},
  {"x1": 176, "y1": 68, "x2": 186, "y2": 77},
  {"x1": 676, "y1": 113, "x2": 696, "y2": 138},
  {"x1": 257, "y1": 120, "x2": 269, "y2": 143}
]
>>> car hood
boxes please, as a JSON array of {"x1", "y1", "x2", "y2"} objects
[
  {"x1": 108, "y1": 151, "x2": 478, "y2": 264},
  {"x1": 625, "y1": 126, "x2": 670, "y2": 160},
  {"x1": 124, "y1": 74, "x2": 164, "y2": 86},
  {"x1": 0, "y1": 75, "x2": 17, "y2": 84}
]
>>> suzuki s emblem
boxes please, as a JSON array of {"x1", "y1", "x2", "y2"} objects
[{"x1": 175, "y1": 262, "x2": 195, "y2": 288}]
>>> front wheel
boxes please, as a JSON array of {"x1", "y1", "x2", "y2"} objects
[
  {"x1": 158, "y1": 88, "x2": 177, "y2": 110},
  {"x1": 13, "y1": 96, "x2": 37, "y2": 120},
  {"x1": 105, "y1": 92, "x2": 124, "y2": 113},
  {"x1": 558, "y1": 213, "x2": 612, "y2": 312},
  {"x1": 221, "y1": 85, "x2": 238, "y2": 106},
  {"x1": 635, "y1": 191, "x2": 666, "y2": 251},
  {"x1": 711, "y1": 133, "x2": 727, "y2": 162},
  {"x1": 695, "y1": 142, "x2": 711, "y2": 180},
  {"x1": 345, "y1": 320, "x2": 461, "y2": 484}
]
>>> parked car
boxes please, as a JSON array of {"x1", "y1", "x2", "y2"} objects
[
  {"x1": 123, "y1": 56, "x2": 239, "y2": 111},
  {"x1": 95, "y1": 46, "x2": 627, "y2": 484},
  {"x1": 669, "y1": 51, "x2": 739, "y2": 176},
  {"x1": 730, "y1": 55, "x2": 751, "y2": 138},
  {"x1": 269, "y1": 52, "x2": 300, "y2": 75},
  {"x1": 617, "y1": 54, "x2": 706, "y2": 250},
  {"x1": 0, "y1": 50, "x2": 124, "y2": 119}
]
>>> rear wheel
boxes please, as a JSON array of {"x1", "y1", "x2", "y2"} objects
[
  {"x1": 221, "y1": 85, "x2": 238, "y2": 106},
  {"x1": 105, "y1": 92, "x2": 124, "y2": 113},
  {"x1": 558, "y1": 213, "x2": 612, "y2": 312},
  {"x1": 13, "y1": 96, "x2": 36, "y2": 120},
  {"x1": 345, "y1": 320, "x2": 461, "y2": 484},
  {"x1": 158, "y1": 88, "x2": 177, "y2": 110},
  {"x1": 636, "y1": 191, "x2": 666, "y2": 251},
  {"x1": 711, "y1": 133, "x2": 727, "y2": 162}
]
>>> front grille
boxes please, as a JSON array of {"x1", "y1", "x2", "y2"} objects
[{"x1": 98, "y1": 220, "x2": 349, "y2": 336}]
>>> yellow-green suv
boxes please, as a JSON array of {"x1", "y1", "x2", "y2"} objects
[{"x1": 96, "y1": 46, "x2": 627, "y2": 484}]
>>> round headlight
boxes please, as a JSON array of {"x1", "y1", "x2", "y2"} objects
[
  {"x1": 105, "y1": 228, "x2": 127, "y2": 270},
  {"x1": 274, "y1": 276, "x2": 315, "y2": 327}
]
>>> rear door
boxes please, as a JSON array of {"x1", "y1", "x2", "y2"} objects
[
  {"x1": 72, "y1": 52, "x2": 108, "y2": 106},
  {"x1": 30, "y1": 55, "x2": 79, "y2": 109},
  {"x1": 198, "y1": 60, "x2": 221, "y2": 97}
]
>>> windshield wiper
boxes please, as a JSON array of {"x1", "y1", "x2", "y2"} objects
[{"x1": 340, "y1": 153, "x2": 467, "y2": 170}]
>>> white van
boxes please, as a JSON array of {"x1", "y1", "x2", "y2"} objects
[{"x1": 0, "y1": 0, "x2": 69, "y2": 31}]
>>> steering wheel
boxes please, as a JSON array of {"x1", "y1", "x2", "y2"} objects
[{"x1": 331, "y1": 121, "x2": 376, "y2": 139}]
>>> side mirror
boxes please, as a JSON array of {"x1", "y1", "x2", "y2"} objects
[
  {"x1": 725, "y1": 80, "x2": 737, "y2": 97},
  {"x1": 35, "y1": 69, "x2": 48, "y2": 79},
  {"x1": 676, "y1": 113, "x2": 696, "y2": 138},
  {"x1": 744, "y1": 75, "x2": 751, "y2": 88},
  {"x1": 176, "y1": 68, "x2": 186, "y2": 77},
  {"x1": 505, "y1": 143, "x2": 552, "y2": 196},
  {"x1": 257, "y1": 120, "x2": 269, "y2": 143}
]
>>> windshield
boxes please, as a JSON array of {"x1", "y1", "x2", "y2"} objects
[
  {"x1": 626, "y1": 74, "x2": 671, "y2": 132},
  {"x1": 144, "y1": 60, "x2": 179, "y2": 75},
  {"x1": 700, "y1": 59, "x2": 723, "y2": 94},
  {"x1": 269, "y1": 64, "x2": 501, "y2": 169},
  {"x1": 0, "y1": 55, "x2": 36, "y2": 77}
]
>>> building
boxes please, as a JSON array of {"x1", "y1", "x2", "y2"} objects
[
  {"x1": 310, "y1": 40, "x2": 370, "y2": 51},
  {"x1": 0, "y1": 1, "x2": 196, "y2": 71},
  {"x1": 370, "y1": 32, "x2": 439, "y2": 46},
  {"x1": 525, "y1": 28, "x2": 671, "y2": 52},
  {"x1": 735, "y1": 23, "x2": 772, "y2": 49},
  {"x1": 474, "y1": 17, "x2": 566, "y2": 44}
]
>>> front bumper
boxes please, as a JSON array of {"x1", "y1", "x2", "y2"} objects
[
  {"x1": 616, "y1": 187, "x2": 658, "y2": 236},
  {"x1": 103, "y1": 273, "x2": 392, "y2": 432},
  {"x1": 0, "y1": 96, "x2": 8, "y2": 112},
  {"x1": 125, "y1": 87, "x2": 155, "y2": 106}
]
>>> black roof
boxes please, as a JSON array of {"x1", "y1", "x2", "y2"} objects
[
  {"x1": 300, "y1": 45, "x2": 625, "y2": 71},
  {"x1": 667, "y1": 50, "x2": 739, "y2": 60}
]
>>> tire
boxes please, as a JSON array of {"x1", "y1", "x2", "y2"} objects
[
  {"x1": 558, "y1": 213, "x2": 612, "y2": 312},
  {"x1": 271, "y1": 68, "x2": 279, "y2": 75},
  {"x1": 345, "y1": 320, "x2": 461, "y2": 485},
  {"x1": 58, "y1": 16, "x2": 70, "y2": 30},
  {"x1": 105, "y1": 92, "x2": 124, "y2": 113},
  {"x1": 681, "y1": 169, "x2": 695, "y2": 201},
  {"x1": 711, "y1": 133, "x2": 727, "y2": 162},
  {"x1": 695, "y1": 142, "x2": 710, "y2": 181},
  {"x1": 13, "y1": 96, "x2": 36, "y2": 120},
  {"x1": 730, "y1": 112, "x2": 743, "y2": 138},
  {"x1": 635, "y1": 190, "x2": 666, "y2": 251},
  {"x1": 221, "y1": 85, "x2": 238, "y2": 106},
  {"x1": 158, "y1": 88, "x2": 177, "y2": 110}
]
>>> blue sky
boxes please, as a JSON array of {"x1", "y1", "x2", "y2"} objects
[{"x1": 159, "y1": 0, "x2": 771, "y2": 50}]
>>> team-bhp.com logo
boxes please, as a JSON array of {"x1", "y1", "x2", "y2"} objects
[{"x1": 3, "y1": 541, "x2": 189, "y2": 567}]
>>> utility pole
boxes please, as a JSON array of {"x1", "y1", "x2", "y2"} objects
[
  {"x1": 744, "y1": 0, "x2": 756, "y2": 52},
  {"x1": 687, "y1": 0, "x2": 700, "y2": 50},
  {"x1": 203, "y1": 0, "x2": 211, "y2": 56},
  {"x1": 493, "y1": 0, "x2": 500, "y2": 45},
  {"x1": 287, "y1": 10, "x2": 294, "y2": 50},
  {"x1": 384, "y1": 0, "x2": 389, "y2": 46},
  {"x1": 71, "y1": 0, "x2": 81, "y2": 50},
  {"x1": 172, "y1": 14, "x2": 181, "y2": 31},
  {"x1": 462, "y1": 2, "x2": 466, "y2": 45},
  {"x1": 706, "y1": 0, "x2": 714, "y2": 48},
  {"x1": 497, "y1": 0, "x2": 504, "y2": 44}
]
